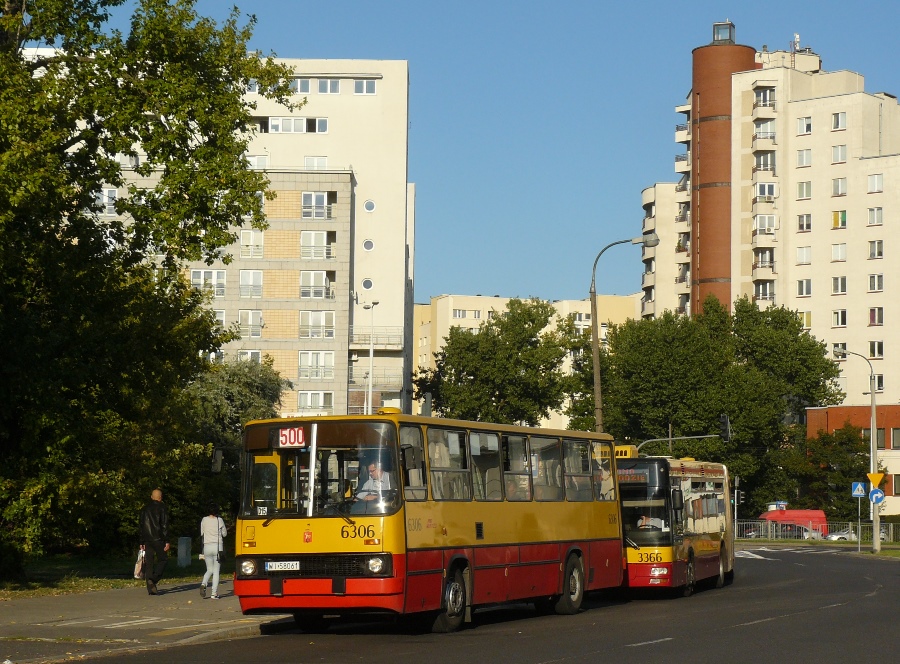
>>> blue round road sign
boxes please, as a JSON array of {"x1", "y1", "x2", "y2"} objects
[{"x1": 870, "y1": 488, "x2": 885, "y2": 504}]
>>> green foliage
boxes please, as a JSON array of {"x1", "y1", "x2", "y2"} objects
[
  {"x1": 566, "y1": 295, "x2": 845, "y2": 512},
  {"x1": 413, "y1": 299, "x2": 572, "y2": 426},
  {"x1": 0, "y1": 1, "x2": 296, "y2": 568}
]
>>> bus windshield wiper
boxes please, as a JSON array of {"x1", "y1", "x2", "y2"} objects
[
  {"x1": 624, "y1": 536, "x2": 640, "y2": 550},
  {"x1": 335, "y1": 500, "x2": 356, "y2": 526}
]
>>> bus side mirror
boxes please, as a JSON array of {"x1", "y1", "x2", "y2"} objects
[{"x1": 672, "y1": 487, "x2": 684, "y2": 513}]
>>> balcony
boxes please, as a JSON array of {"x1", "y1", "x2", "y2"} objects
[
  {"x1": 300, "y1": 286, "x2": 336, "y2": 299},
  {"x1": 240, "y1": 284, "x2": 263, "y2": 298},
  {"x1": 239, "y1": 324, "x2": 262, "y2": 338},
  {"x1": 751, "y1": 195, "x2": 776, "y2": 212},
  {"x1": 300, "y1": 245, "x2": 336, "y2": 260},
  {"x1": 752, "y1": 101, "x2": 776, "y2": 120},
  {"x1": 675, "y1": 153, "x2": 690, "y2": 173},
  {"x1": 348, "y1": 367, "x2": 404, "y2": 391},
  {"x1": 752, "y1": 132, "x2": 776, "y2": 150},
  {"x1": 349, "y1": 326, "x2": 404, "y2": 351},
  {"x1": 642, "y1": 272, "x2": 655, "y2": 288},
  {"x1": 751, "y1": 228, "x2": 776, "y2": 248},
  {"x1": 240, "y1": 244, "x2": 264, "y2": 259},
  {"x1": 299, "y1": 325, "x2": 336, "y2": 340},
  {"x1": 297, "y1": 366, "x2": 336, "y2": 380},
  {"x1": 675, "y1": 210, "x2": 691, "y2": 224},
  {"x1": 641, "y1": 299, "x2": 655, "y2": 317},
  {"x1": 675, "y1": 242, "x2": 690, "y2": 254},
  {"x1": 642, "y1": 215, "x2": 656, "y2": 233},
  {"x1": 301, "y1": 205, "x2": 334, "y2": 220},
  {"x1": 675, "y1": 122, "x2": 691, "y2": 144},
  {"x1": 752, "y1": 293, "x2": 776, "y2": 305},
  {"x1": 751, "y1": 165, "x2": 776, "y2": 180},
  {"x1": 752, "y1": 260, "x2": 775, "y2": 279}
]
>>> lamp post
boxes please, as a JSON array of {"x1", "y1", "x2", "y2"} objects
[
  {"x1": 363, "y1": 301, "x2": 379, "y2": 415},
  {"x1": 589, "y1": 231, "x2": 659, "y2": 433},
  {"x1": 834, "y1": 348, "x2": 880, "y2": 553}
]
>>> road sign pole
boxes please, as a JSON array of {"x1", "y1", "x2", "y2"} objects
[{"x1": 858, "y1": 497, "x2": 861, "y2": 554}]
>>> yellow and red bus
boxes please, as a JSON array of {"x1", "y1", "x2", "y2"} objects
[
  {"x1": 233, "y1": 411, "x2": 624, "y2": 631},
  {"x1": 616, "y1": 447, "x2": 734, "y2": 595}
]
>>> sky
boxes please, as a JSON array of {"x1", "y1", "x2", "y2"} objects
[{"x1": 110, "y1": 1, "x2": 900, "y2": 303}]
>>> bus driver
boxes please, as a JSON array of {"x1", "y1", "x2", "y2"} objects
[{"x1": 356, "y1": 461, "x2": 392, "y2": 501}]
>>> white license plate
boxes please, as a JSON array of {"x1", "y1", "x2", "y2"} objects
[{"x1": 266, "y1": 561, "x2": 300, "y2": 571}]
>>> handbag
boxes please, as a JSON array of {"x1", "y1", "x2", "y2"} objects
[{"x1": 133, "y1": 549, "x2": 145, "y2": 579}]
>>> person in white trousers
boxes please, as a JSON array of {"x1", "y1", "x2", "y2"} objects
[{"x1": 199, "y1": 505, "x2": 227, "y2": 599}]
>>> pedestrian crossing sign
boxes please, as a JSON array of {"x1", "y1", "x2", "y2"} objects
[{"x1": 851, "y1": 482, "x2": 866, "y2": 498}]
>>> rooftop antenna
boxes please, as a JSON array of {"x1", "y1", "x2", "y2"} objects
[{"x1": 790, "y1": 33, "x2": 800, "y2": 69}]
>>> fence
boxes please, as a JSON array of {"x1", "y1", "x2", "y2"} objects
[{"x1": 736, "y1": 519, "x2": 895, "y2": 543}]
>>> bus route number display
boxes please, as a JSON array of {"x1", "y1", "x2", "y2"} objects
[{"x1": 278, "y1": 427, "x2": 306, "y2": 448}]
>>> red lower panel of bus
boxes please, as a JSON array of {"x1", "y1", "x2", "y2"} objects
[
  {"x1": 626, "y1": 553, "x2": 718, "y2": 589},
  {"x1": 236, "y1": 539, "x2": 624, "y2": 616}
]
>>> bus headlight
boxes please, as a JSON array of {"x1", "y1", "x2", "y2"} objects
[
  {"x1": 240, "y1": 559, "x2": 258, "y2": 576},
  {"x1": 367, "y1": 556, "x2": 385, "y2": 574}
]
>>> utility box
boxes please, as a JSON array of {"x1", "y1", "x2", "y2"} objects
[{"x1": 177, "y1": 536, "x2": 192, "y2": 567}]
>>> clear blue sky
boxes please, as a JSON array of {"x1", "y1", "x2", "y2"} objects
[{"x1": 113, "y1": 1, "x2": 900, "y2": 303}]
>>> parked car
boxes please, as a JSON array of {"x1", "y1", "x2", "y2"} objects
[
  {"x1": 778, "y1": 523, "x2": 823, "y2": 540},
  {"x1": 825, "y1": 528, "x2": 857, "y2": 541}
]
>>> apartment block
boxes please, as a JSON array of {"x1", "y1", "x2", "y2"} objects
[
  {"x1": 184, "y1": 59, "x2": 415, "y2": 416},
  {"x1": 414, "y1": 293, "x2": 642, "y2": 429},
  {"x1": 642, "y1": 22, "x2": 900, "y2": 513}
]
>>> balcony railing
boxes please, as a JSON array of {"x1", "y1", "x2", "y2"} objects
[
  {"x1": 297, "y1": 366, "x2": 335, "y2": 380},
  {"x1": 300, "y1": 245, "x2": 336, "y2": 260},
  {"x1": 300, "y1": 286, "x2": 336, "y2": 299},
  {"x1": 348, "y1": 367, "x2": 404, "y2": 390},
  {"x1": 675, "y1": 122, "x2": 690, "y2": 132},
  {"x1": 239, "y1": 324, "x2": 262, "y2": 338},
  {"x1": 240, "y1": 244, "x2": 264, "y2": 259},
  {"x1": 751, "y1": 228, "x2": 776, "y2": 237},
  {"x1": 752, "y1": 293, "x2": 775, "y2": 302},
  {"x1": 752, "y1": 165, "x2": 775, "y2": 175},
  {"x1": 753, "y1": 132, "x2": 776, "y2": 141},
  {"x1": 675, "y1": 244, "x2": 689, "y2": 253},
  {"x1": 301, "y1": 205, "x2": 334, "y2": 220},
  {"x1": 752, "y1": 101, "x2": 776, "y2": 110},
  {"x1": 752, "y1": 195, "x2": 775, "y2": 205},
  {"x1": 675, "y1": 274, "x2": 690, "y2": 284},
  {"x1": 675, "y1": 211, "x2": 690, "y2": 222},
  {"x1": 675, "y1": 153, "x2": 689, "y2": 162},
  {"x1": 299, "y1": 325, "x2": 336, "y2": 339},
  {"x1": 752, "y1": 261, "x2": 775, "y2": 270},
  {"x1": 675, "y1": 181, "x2": 690, "y2": 192},
  {"x1": 349, "y1": 326, "x2": 404, "y2": 348},
  {"x1": 240, "y1": 284, "x2": 263, "y2": 298}
]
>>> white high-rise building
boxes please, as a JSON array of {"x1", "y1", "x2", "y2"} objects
[{"x1": 185, "y1": 59, "x2": 415, "y2": 416}]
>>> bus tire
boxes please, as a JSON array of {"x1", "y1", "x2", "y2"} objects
[
  {"x1": 714, "y1": 547, "x2": 726, "y2": 588},
  {"x1": 431, "y1": 568, "x2": 466, "y2": 633},
  {"x1": 680, "y1": 553, "x2": 695, "y2": 597},
  {"x1": 554, "y1": 555, "x2": 584, "y2": 615}
]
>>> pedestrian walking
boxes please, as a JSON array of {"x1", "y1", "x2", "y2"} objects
[
  {"x1": 199, "y1": 504, "x2": 227, "y2": 599},
  {"x1": 138, "y1": 488, "x2": 170, "y2": 595}
]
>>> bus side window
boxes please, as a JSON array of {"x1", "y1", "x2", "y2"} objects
[
  {"x1": 400, "y1": 425, "x2": 427, "y2": 501},
  {"x1": 502, "y1": 434, "x2": 532, "y2": 501},
  {"x1": 427, "y1": 428, "x2": 472, "y2": 501},
  {"x1": 531, "y1": 436, "x2": 562, "y2": 501},
  {"x1": 562, "y1": 439, "x2": 593, "y2": 501},
  {"x1": 592, "y1": 441, "x2": 615, "y2": 501},
  {"x1": 470, "y1": 432, "x2": 502, "y2": 501}
]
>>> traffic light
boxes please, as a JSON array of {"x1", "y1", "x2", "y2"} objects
[
  {"x1": 718, "y1": 413, "x2": 731, "y2": 442},
  {"x1": 734, "y1": 490, "x2": 744, "y2": 505}
]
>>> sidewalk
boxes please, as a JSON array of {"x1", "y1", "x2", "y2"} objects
[{"x1": 0, "y1": 578, "x2": 293, "y2": 663}]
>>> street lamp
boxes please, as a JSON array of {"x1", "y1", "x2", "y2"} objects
[
  {"x1": 589, "y1": 231, "x2": 659, "y2": 433},
  {"x1": 834, "y1": 347, "x2": 880, "y2": 553},
  {"x1": 363, "y1": 301, "x2": 380, "y2": 415}
]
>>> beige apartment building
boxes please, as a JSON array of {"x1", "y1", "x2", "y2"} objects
[
  {"x1": 642, "y1": 22, "x2": 900, "y2": 512},
  {"x1": 414, "y1": 293, "x2": 641, "y2": 428},
  {"x1": 181, "y1": 59, "x2": 415, "y2": 416}
]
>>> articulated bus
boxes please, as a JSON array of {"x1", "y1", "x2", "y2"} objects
[
  {"x1": 234, "y1": 411, "x2": 624, "y2": 631},
  {"x1": 615, "y1": 447, "x2": 734, "y2": 595}
]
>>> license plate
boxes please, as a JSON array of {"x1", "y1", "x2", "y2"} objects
[{"x1": 266, "y1": 560, "x2": 300, "y2": 571}]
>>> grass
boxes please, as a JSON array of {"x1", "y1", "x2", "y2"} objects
[{"x1": 0, "y1": 553, "x2": 234, "y2": 601}]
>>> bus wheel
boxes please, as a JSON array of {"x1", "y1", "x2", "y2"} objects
[
  {"x1": 432, "y1": 568, "x2": 466, "y2": 633},
  {"x1": 714, "y1": 547, "x2": 726, "y2": 588},
  {"x1": 554, "y1": 555, "x2": 584, "y2": 615},
  {"x1": 681, "y1": 554, "x2": 695, "y2": 597}
]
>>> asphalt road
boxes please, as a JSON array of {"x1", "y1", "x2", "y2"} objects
[{"x1": 94, "y1": 545, "x2": 900, "y2": 664}]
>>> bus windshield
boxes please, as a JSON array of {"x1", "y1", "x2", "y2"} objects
[{"x1": 242, "y1": 420, "x2": 399, "y2": 518}]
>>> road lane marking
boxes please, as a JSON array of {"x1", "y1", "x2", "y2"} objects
[
  {"x1": 102, "y1": 617, "x2": 175, "y2": 628},
  {"x1": 625, "y1": 638, "x2": 674, "y2": 647}
]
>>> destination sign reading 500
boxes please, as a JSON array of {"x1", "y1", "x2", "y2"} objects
[{"x1": 278, "y1": 426, "x2": 306, "y2": 448}]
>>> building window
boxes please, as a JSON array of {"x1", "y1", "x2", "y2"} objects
[
  {"x1": 191, "y1": 269, "x2": 226, "y2": 297},
  {"x1": 754, "y1": 119, "x2": 775, "y2": 140},
  {"x1": 832, "y1": 145, "x2": 847, "y2": 163},
  {"x1": 798, "y1": 181, "x2": 811, "y2": 199},
  {"x1": 96, "y1": 188, "x2": 117, "y2": 215},
  {"x1": 755, "y1": 151, "x2": 775, "y2": 171},
  {"x1": 298, "y1": 391, "x2": 334, "y2": 413},
  {"x1": 800, "y1": 311, "x2": 812, "y2": 328},
  {"x1": 868, "y1": 207, "x2": 883, "y2": 226},
  {"x1": 833, "y1": 342, "x2": 847, "y2": 357},
  {"x1": 893, "y1": 434, "x2": 900, "y2": 452},
  {"x1": 797, "y1": 116, "x2": 812, "y2": 135},
  {"x1": 301, "y1": 271, "x2": 332, "y2": 299},
  {"x1": 832, "y1": 310, "x2": 847, "y2": 327},
  {"x1": 796, "y1": 246, "x2": 811, "y2": 265},
  {"x1": 239, "y1": 270, "x2": 263, "y2": 298},
  {"x1": 247, "y1": 79, "x2": 258, "y2": 93},
  {"x1": 832, "y1": 111, "x2": 847, "y2": 130},
  {"x1": 299, "y1": 310, "x2": 335, "y2": 339},
  {"x1": 868, "y1": 173, "x2": 884, "y2": 193},
  {"x1": 797, "y1": 279, "x2": 812, "y2": 297},
  {"x1": 304, "y1": 156, "x2": 327, "y2": 169},
  {"x1": 832, "y1": 276, "x2": 847, "y2": 294},
  {"x1": 870, "y1": 307, "x2": 884, "y2": 326},
  {"x1": 318, "y1": 78, "x2": 340, "y2": 94},
  {"x1": 452, "y1": 309, "x2": 467, "y2": 319},
  {"x1": 246, "y1": 154, "x2": 268, "y2": 169},
  {"x1": 300, "y1": 230, "x2": 333, "y2": 260},
  {"x1": 754, "y1": 214, "x2": 776, "y2": 235},
  {"x1": 239, "y1": 310, "x2": 263, "y2": 338},
  {"x1": 754, "y1": 281, "x2": 774, "y2": 301},
  {"x1": 302, "y1": 191, "x2": 335, "y2": 219},
  {"x1": 798, "y1": 214, "x2": 812, "y2": 232},
  {"x1": 832, "y1": 210, "x2": 847, "y2": 229},
  {"x1": 363, "y1": 239, "x2": 375, "y2": 251},
  {"x1": 237, "y1": 350, "x2": 261, "y2": 363},
  {"x1": 240, "y1": 230, "x2": 264, "y2": 258},
  {"x1": 754, "y1": 88, "x2": 775, "y2": 107},
  {"x1": 869, "y1": 341, "x2": 884, "y2": 359},
  {"x1": 831, "y1": 243, "x2": 847, "y2": 262},
  {"x1": 756, "y1": 182, "x2": 775, "y2": 200},
  {"x1": 471, "y1": 310, "x2": 482, "y2": 319},
  {"x1": 875, "y1": 375, "x2": 884, "y2": 392},
  {"x1": 868, "y1": 240, "x2": 883, "y2": 259},
  {"x1": 298, "y1": 351, "x2": 335, "y2": 380},
  {"x1": 832, "y1": 178, "x2": 847, "y2": 196},
  {"x1": 796, "y1": 149, "x2": 811, "y2": 167},
  {"x1": 269, "y1": 117, "x2": 327, "y2": 133},
  {"x1": 289, "y1": 78, "x2": 311, "y2": 93},
  {"x1": 354, "y1": 79, "x2": 376, "y2": 94},
  {"x1": 868, "y1": 273, "x2": 884, "y2": 292}
]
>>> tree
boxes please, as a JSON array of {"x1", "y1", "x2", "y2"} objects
[
  {"x1": 413, "y1": 298, "x2": 573, "y2": 426},
  {"x1": 0, "y1": 0, "x2": 297, "y2": 563}
]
